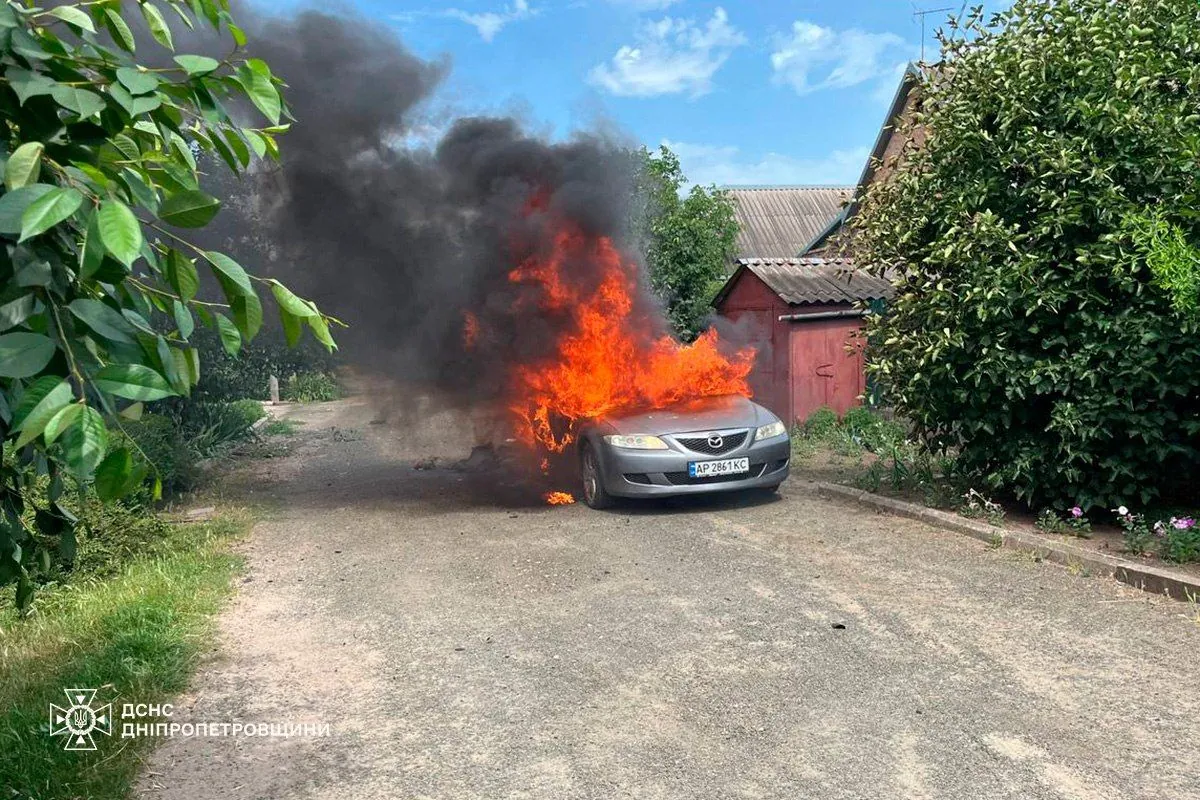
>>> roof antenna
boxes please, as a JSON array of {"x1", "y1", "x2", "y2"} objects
[{"x1": 912, "y1": 4, "x2": 954, "y2": 64}]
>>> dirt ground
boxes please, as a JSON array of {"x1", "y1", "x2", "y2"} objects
[{"x1": 138, "y1": 396, "x2": 1200, "y2": 800}]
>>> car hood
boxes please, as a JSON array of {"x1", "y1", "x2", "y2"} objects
[{"x1": 599, "y1": 394, "x2": 771, "y2": 435}]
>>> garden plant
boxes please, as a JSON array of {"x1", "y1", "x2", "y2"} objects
[{"x1": 0, "y1": 0, "x2": 336, "y2": 607}]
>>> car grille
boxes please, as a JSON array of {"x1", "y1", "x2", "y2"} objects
[
  {"x1": 675, "y1": 431, "x2": 747, "y2": 456},
  {"x1": 664, "y1": 462, "x2": 767, "y2": 486}
]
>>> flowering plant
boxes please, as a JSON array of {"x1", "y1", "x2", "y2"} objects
[{"x1": 1114, "y1": 507, "x2": 1200, "y2": 562}]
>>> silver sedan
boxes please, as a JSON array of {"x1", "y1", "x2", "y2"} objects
[{"x1": 576, "y1": 395, "x2": 791, "y2": 509}]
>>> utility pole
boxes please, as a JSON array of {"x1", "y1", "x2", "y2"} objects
[{"x1": 912, "y1": 4, "x2": 955, "y2": 64}]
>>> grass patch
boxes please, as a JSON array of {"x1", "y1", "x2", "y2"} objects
[
  {"x1": 260, "y1": 418, "x2": 302, "y2": 437},
  {"x1": 0, "y1": 510, "x2": 252, "y2": 800}
]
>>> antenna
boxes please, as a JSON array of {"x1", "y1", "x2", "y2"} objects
[{"x1": 912, "y1": 4, "x2": 955, "y2": 63}]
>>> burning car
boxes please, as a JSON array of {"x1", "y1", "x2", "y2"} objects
[{"x1": 575, "y1": 394, "x2": 790, "y2": 509}]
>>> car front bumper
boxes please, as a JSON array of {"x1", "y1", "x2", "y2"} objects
[{"x1": 595, "y1": 435, "x2": 791, "y2": 498}]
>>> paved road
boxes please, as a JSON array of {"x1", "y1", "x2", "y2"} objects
[{"x1": 140, "y1": 397, "x2": 1200, "y2": 800}]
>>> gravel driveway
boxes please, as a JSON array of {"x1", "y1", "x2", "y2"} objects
[{"x1": 138, "y1": 397, "x2": 1200, "y2": 800}]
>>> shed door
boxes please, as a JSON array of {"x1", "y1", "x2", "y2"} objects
[
  {"x1": 722, "y1": 308, "x2": 785, "y2": 418},
  {"x1": 789, "y1": 319, "x2": 865, "y2": 423}
]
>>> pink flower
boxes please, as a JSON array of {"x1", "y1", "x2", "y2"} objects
[
  {"x1": 1070, "y1": 506, "x2": 1083, "y2": 518},
  {"x1": 1171, "y1": 517, "x2": 1195, "y2": 530}
]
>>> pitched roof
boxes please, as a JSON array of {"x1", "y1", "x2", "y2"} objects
[
  {"x1": 713, "y1": 257, "x2": 894, "y2": 307},
  {"x1": 724, "y1": 186, "x2": 853, "y2": 259},
  {"x1": 802, "y1": 62, "x2": 924, "y2": 254}
]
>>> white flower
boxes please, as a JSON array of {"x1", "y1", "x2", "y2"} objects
[{"x1": 1117, "y1": 506, "x2": 1129, "y2": 516}]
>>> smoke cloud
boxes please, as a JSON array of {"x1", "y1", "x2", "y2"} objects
[{"x1": 202, "y1": 4, "x2": 663, "y2": 410}]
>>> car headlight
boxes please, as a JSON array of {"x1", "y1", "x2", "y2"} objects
[
  {"x1": 754, "y1": 420, "x2": 787, "y2": 442},
  {"x1": 603, "y1": 434, "x2": 669, "y2": 450}
]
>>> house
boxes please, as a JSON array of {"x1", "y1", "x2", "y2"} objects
[
  {"x1": 804, "y1": 63, "x2": 925, "y2": 256},
  {"x1": 713, "y1": 257, "x2": 892, "y2": 424},
  {"x1": 713, "y1": 65, "x2": 924, "y2": 424}
]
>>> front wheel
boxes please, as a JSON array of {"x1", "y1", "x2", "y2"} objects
[{"x1": 580, "y1": 443, "x2": 614, "y2": 510}]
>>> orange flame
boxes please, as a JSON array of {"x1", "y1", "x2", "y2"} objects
[
  {"x1": 496, "y1": 222, "x2": 754, "y2": 453},
  {"x1": 544, "y1": 491, "x2": 576, "y2": 505}
]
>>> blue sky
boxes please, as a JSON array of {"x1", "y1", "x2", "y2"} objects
[{"x1": 337, "y1": 1, "x2": 987, "y2": 188}]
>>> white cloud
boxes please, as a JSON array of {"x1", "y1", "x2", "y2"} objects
[
  {"x1": 605, "y1": 0, "x2": 683, "y2": 9},
  {"x1": 663, "y1": 140, "x2": 868, "y2": 188},
  {"x1": 588, "y1": 7, "x2": 746, "y2": 98},
  {"x1": 771, "y1": 21, "x2": 910, "y2": 95},
  {"x1": 444, "y1": 0, "x2": 536, "y2": 42}
]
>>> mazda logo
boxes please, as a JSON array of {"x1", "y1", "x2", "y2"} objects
[{"x1": 707, "y1": 434, "x2": 724, "y2": 449}]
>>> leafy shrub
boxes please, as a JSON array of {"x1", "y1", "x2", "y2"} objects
[
  {"x1": 187, "y1": 327, "x2": 339, "y2": 404},
  {"x1": 853, "y1": 0, "x2": 1200, "y2": 510},
  {"x1": 1161, "y1": 518, "x2": 1200, "y2": 564},
  {"x1": 1035, "y1": 509, "x2": 1068, "y2": 535},
  {"x1": 284, "y1": 372, "x2": 341, "y2": 403},
  {"x1": 0, "y1": 0, "x2": 335, "y2": 609},
  {"x1": 182, "y1": 401, "x2": 265, "y2": 459},
  {"x1": 803, "y1": 407, "x2": 839, "y2": 438},
  {"x1": 117, "y1": 415, "x2": 196, "y2": 494}
]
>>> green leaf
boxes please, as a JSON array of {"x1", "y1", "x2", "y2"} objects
[
  {"x1": 205, "y1": 250, "x2": 253, "y2": 297},
  {"x1": 93, "y1": 364, "x2": 176, "y2": 401},
  {"x1": 68, "y1": 298, "x2": 138, "y2": 344},
  {"x1": 215, "y1": 313, "x2": 241, "y2": 356},
  {"x1": 12, "y1": 375, "x2": 69, "y2": 430},
  {"x1": 270, "y1": 281, "x2": 318, "y2": 317},
  {"x1": 119, "y1": 401, "x2": 144, "y2": 421},
  {"x1": 141, "y1": 2, "x2": 174, "y2": 49},
  {"x1": 13, "y1": 378, "x2": 72, "y2": 448},
  {"x1": 8, "y1": 69, "x2": 55, "y2": 105},
  {"x1": 62, "y1": 406, "x2": 108, "y2": 479},
  {"x1": 223, "y1": 129, "x2": 251, "y2": 169},
  {"x1": 226, "y1": 21, "x2": 247, "y2": 48},
  {"x1": 0, "y1": 295, "x2": 36, "y2": 333},
  {"x1": 167, "y1": 346, "x2": 191, "y2": 394},
  {"x1": 244, "y1": 130, "x2": 268, "y2": 159},
  {"x1": 239, "y1": 69, "x2": 281, "y2": 126},
  {"x1": 280, "y1": 306, "x2": 302, "y2": 347},
  {"x1": 159, "y1": 190, "x2": 220, "y2": 228},
  {"x1": 0, "y1": 333, "x2": 55, "y2": 378},
  {"x1": 79, "y1": 209, "x2": 106, "y2": 280},
  {"x1": 50, "y1": 85, "x2": 106, "y2": 119},
  {"x1": 41, "y1": 6, "x2": 95, "y2": 32},
  {"x1": 166, "y1": 249, "x2": 199, "y2": 302},
  {"x1": 43, "y1": 403, "x2": 82, "y2": 445},
  {"x1": 5, "y1": 142, "x2": 44, "y2": 191},
  {"x1": 97, "y1": 200, "x2": 143, "y2": 267},
  {"x1": 232, "y1": 291, "x2": 262, "y2": 341},
  {"x1": 95, "y1": 447, "x2": 143, "y2": 500},
  {"x1": 104, "y1": 8, "x2": 136, "y2": 52},
  {"x1": 174, "y1": 54, "x2": 219, "y2": 75},
  {"x1": 307, "y1": 314, "x2": 336, "y2": 352},
  {"x1": 172, "y1": 299, "x2": 194, "y2": 339},
  {"x1": 116, "y1": 67, "x2": 159, "y2": 95},
  {"x1": 0, "y1": 185, "x2": 55, "y2": 233},
  {"x1": 18, "y1": 188, "x2": 83, "y2": 242}
]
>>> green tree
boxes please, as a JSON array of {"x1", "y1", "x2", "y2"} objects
[
  {"x1": 0, "y1": 0, "x2": 336, "y2": 607},
  {"x1": 853, "y1": 0, "x2": 1200, "y2": 510},
  {"x1": 634, "y1": 145, "x2": 738, "y2": 341}
]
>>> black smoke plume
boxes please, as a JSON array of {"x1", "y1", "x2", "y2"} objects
[{"x1": 201, "y1": 4, "x2": 659, "y2": 409}]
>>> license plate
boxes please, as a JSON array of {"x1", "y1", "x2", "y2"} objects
[{"x1": 688, "y1": 457, "x2": 750, "y2": 478}]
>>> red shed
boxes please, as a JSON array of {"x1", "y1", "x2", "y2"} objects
[{"x1": 713, "y1": 257, "x2": 893, "y2": 425}]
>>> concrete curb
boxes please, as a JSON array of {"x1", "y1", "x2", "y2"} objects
[{"x1": 813, "y1": 482, "x2": 1200, "y2": 602}]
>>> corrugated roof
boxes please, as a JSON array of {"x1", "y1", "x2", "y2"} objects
[
  {"x1": 724, "y1": 186, "x2": 852, "y2": 259},
  {"x1": 726, "y1": 257, "x2": 894, "y2": 306}
]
